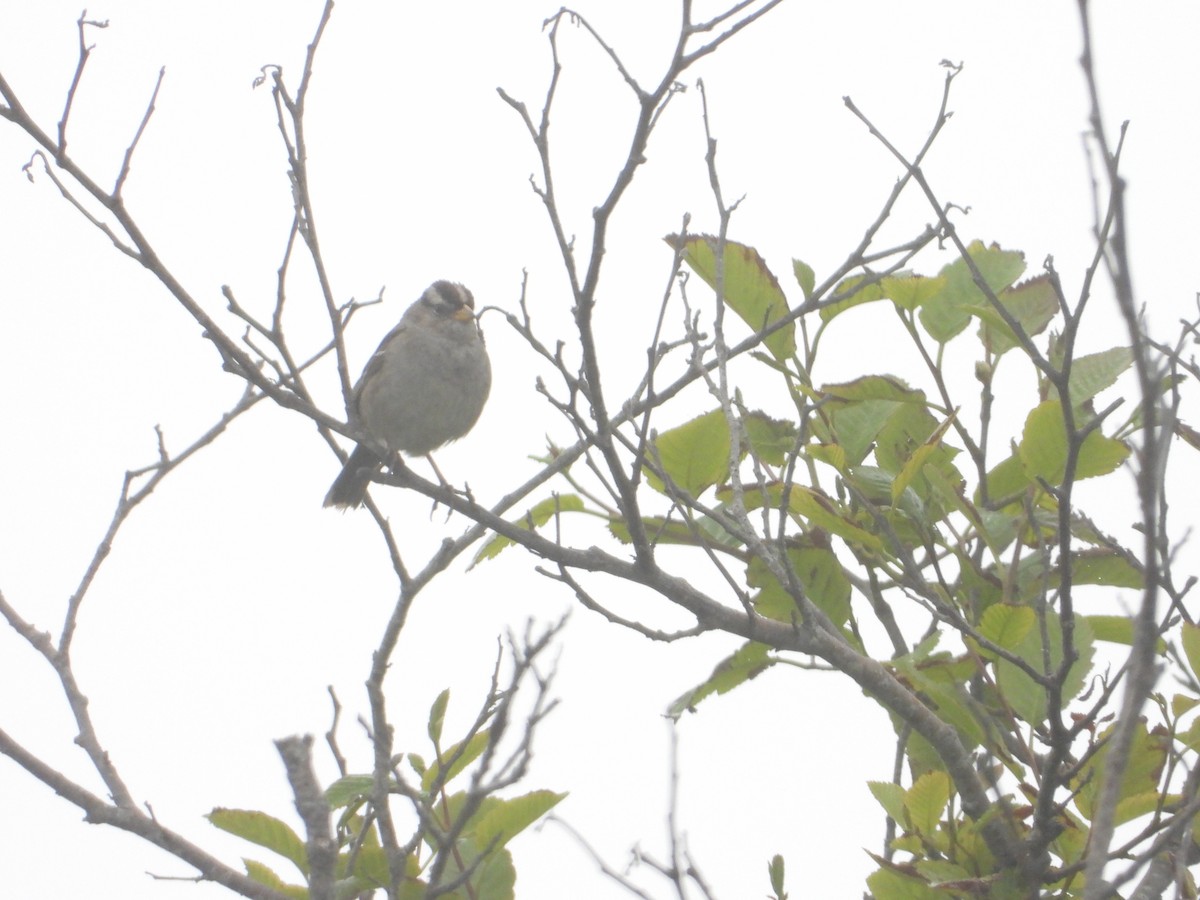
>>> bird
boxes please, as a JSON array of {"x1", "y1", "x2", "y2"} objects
[{"x1": 323, "y1": 280, "x2": 491, "y2": 509}]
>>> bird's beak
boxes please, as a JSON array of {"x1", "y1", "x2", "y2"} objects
[{"x1": 454, "y1": 307, "x2": 475, "y2": 322}]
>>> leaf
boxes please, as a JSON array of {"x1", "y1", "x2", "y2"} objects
[
  {"x1": 1075, "y1": 720, "x2": 1167, "y2": 823},
  {"x1": 891, "y1": 411, "x2": 958, "y2": 503},
  {"x1": 977, "y1": 604, "x2": 1035, "y2": 654},
  {"x1": 469, "y1": 790, "x2": 566, "y2": 850},
  {"x1": 472, "y1": 494, "x2": 586, "y2": 565},
  {"x1": 428, "y1": 689, "x2": 450, "y2": 744},
  {"x1": 786, "y1": 486, "x2": 884, "y2": 550},
  {"x1": 793, "y1": 259, "x2": 815, "y2": 300},
  {"x1": 768, "y1": 853, "x2": 788, "y2": 899},
  {"x1": 994, "y1": 611, "x2": 1095, "y2": 724},
  {"x1": 743, "y1": 411, "x2": 798, "y2": 465},
  {"x1": 325, "y1": 774, "x2": 374, "y2": 810},
  {"x1": 668, "y1": 642, "x2": 773, "y2": 717},
  {"x1": 242, "y1": 859, "x2": 308, "y2": 899},
  {"x1": 1065, "y1": 346, "x2": 1133, "y2": 408},
  {"x1": 868, "y1": 781, "x2": 909, "y2": 824},
  {"x1": 667, "y1": 234, "x2": 795, "y2": 360},
  {"x1": 207, "y1": 809, "x2": 308, "y2": 876},
  {"x1": 649, "y1": 409, "x2": 732, "y2": 496},
  {"x1": 747, "y1": 542, "x2": 852, "y2": 626},
  {"x1": 821, "y1": 375, "x2": 926, "y2": 466},
  {"x1": 422, "y1": 730, "x2": 492, "y2": 794},
  {"x1": 972, "y1": 274, "x2": 1059, "y2": 356},
  {"x1": 905, "y1": 771, "x2": 952, "y2": 837},
  {"x1": 918, "y1": 241, "x2": 1026, "y2": 343},
  {"x1": 882, "y1": 273, "x2": 946, "y2": 312},
  {"x1": 1070, "y1": 548, "x2": 1143, "y2": 589},
  {"x1": 1182, "y1": 623, "x2": 1200, "y2": 683},
  {"x1": 820, "y1": 272, "x2": 886, "y2": 322},
  {"x1": 1083, "y1": 617, "x2": 1164, "y2": 653},
  {"x1": 1018, "y1": 399, "x2": 1130, "y2": 486}
]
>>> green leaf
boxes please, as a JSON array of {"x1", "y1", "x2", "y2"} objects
[
  {"x1": 1083, "y1": 615, "x2": 1156, "y2": 650},
  {"x1": 743, "y1": 410, "x2": 798, "y2": 465},
  {"x1": 608, "y1": 515, "x2": 711, "y2": 547},
  {"x1": 768, "y1": 853, "x2": 788, "y2": 899},
  {"x1": 972, "y1": 274, "x2": 1059, "y2": 356},
  {"x1": 919, "y1": 241, "x2": 1026, "y2": 343},
  {"x1": 1075, "y1": 720, "x2": 1167, "y2": 823},
  {"x1": 882, "y1": 273, "x2": 946, "y2": 312},
  {"x1": 667, "y1": 234, "x2": 795, "y2": 360},
  {"x1": 866, "y1": 861, "x2": 942, "y2": 900},
  {"x1": 649, "y1": 409, "x2": 732, "y2": 496},
  {"x1": 469, "y1": 790, "x2": 567, "y2": 851},
  {"x1": 472, "y1": 494, "x2": 586, "y2": 565},
  {"x1": 242, "y1": 859, "x2": 308, "y2": 899},
  {"x1": 820, "y1": 272, "x2": 886, "y2": 322},
  {"x1": 979, "y1": 452, "x2": 1031, "y2": 507},
  {"x1": 891, "y1": 412, "x2": 957, "y2": 504},
  {"x1": 905, "y1": 771, "x2": 951, "y2": 837},
  {"x1": 207, "y1": 809, "x2": 308, "y2": 876},
  {"x1": 325, "y1": 774, "x2": 374, "y2": 810},
  {"x1": 793, "y1": 259, "x2": 815, "y2": 300},
  {"x1": 1070, "y1": 548, "x2": 1143, "y2": 589},
  {"x1": 868, "y1": 781, "x2": 908, "y2": 824},
  {"x1": 786, "y1": 486, "x2": 884, "y2": 550},
  {"x1": 422, "y1": 730, "x2": 492, "y2": 794},
  {"x1": 428, "y1": 689, "x2": 450, "y2": 744},
  {"x1": 1064, "y1": 346, "x2": 1133, "y2": 407},
  {"x1": 977, "y1": 604, "x2": 1035, "y2": 654},
  {"x1": 1018, "y1": 399, "x2": 1131, "y2": 486},
  {"x1": 668, "y1": 642, "x2": 773, "y2": 717},
  {"x1": 1182, "y1": 624, "x2": 1200, "y2": 683},
  {"x1": 994, "y1": 611, "x2": 1095, "y2": 724},
  {"x1": 747, "y1": 542, "x2": 852, "y2": 626}
]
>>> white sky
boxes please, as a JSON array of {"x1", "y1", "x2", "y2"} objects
[{"x1": 1, "y1": 2, "x2": 1198, "y2": 898}]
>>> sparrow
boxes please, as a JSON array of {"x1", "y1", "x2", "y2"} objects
[{"x1": 323, "y1": 280, "x2": 491, "y2": 509}]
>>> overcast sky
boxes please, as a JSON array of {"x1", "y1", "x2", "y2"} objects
[{"x1": 2, "y1": 2, "x2": 1198, "y2": 898}]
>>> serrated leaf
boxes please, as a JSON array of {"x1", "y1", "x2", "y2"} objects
[
  {"x1": 820, "y1": 272, "x2": 886, "y2": 322},
  {"x1": 667, "y1": 234, "x2": 795, "y2": 360},
  {"x1": 787, "y1": 486, "x2": 884, "y2": 550},
  {"x1": 649, "y1": 409, "x2": 732, "y2": 496},
  {"x1": 668, "y1": 642, "x2": 773, "y2": 717},
  {"x1": 868, "y1": 781, "x2": 909, "y2": 824},
  {"x1": 743, "y1": 411, "x2": 798, "y2": 465},
  {"x1": 891, "y1": 412, "x2": 957, "y2": 503},
  {"x1": 973, "y1": 274, "x2": 1059, "y2": 356},
  {"x1": 422, "y1": 729, "x2": 492, "y2": 794},
  {"x1": 1018, "y1": 399, "x2": 1131, "y2": 485},
  {"x1": 208, "y1": 809, "x2": 308, "y2": 876},
  {"x1": 978, "y1": 604, "x2": 1035, "y2": 653},
  {"x1": 905, "y1": 771, "x2": 952, "y2": 837},
  {"x1": 469, "y1": 790, "x2": 566, "y2": 851},
  {"x1": 472, "y1": 494, "x2": 586, "y2": 565},
  {"x1": 919, "y1": 241, "x2": 1026, "y2": 343},
  {"x1": 1065, "y1": 346, "x2": 1133, "y2": 407},
  {"x1": 747, "y1": 543, "x2": 852, "y2": 626},
  {"x1": 325, "y1": 774, "x2": 374, "y2": 810},
  {"x1": 994, "y1": 611, "x2": 1095, "y2": 724},
  {"x1": 1075, "y1": 720, "x2": 1167, "y2": 823},
  {"x1": 1071, "y1": 548, "x2": 1143, "y2": 589},
  {"x1": 882, "y1": 273, "x2": 946, "y2": 312},
  {"x1": 242, "y1": 859, "x2": 308, "y2": 899}
]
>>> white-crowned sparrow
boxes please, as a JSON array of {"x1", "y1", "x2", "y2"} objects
[{"x1": 323, "y1": 280, "x2": 491, "y2": 509}]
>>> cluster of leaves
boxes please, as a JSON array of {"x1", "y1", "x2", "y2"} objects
[
  {"x1": 482, "y1": 232, "x2": 1197, "y2": 896},
  {"x1": 210, "y1": 690, "x2": 563, "y2": 899}
]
